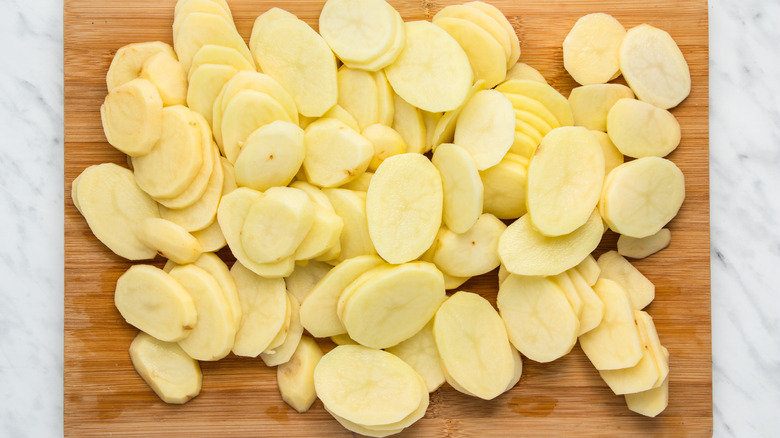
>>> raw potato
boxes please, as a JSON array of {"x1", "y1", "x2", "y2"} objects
[
  {"x1": 434, "y1": 291, "x2": 516, "y2": 400},
  {"x1": 337, "y1": 66, "x2": 379, "y2": 130},
  {"x1": 174, "y1": 1, "x2": 235, "y2": 42},
  {"x1": 563, "y1": 13, "x2": 626, "y2": 85},
  {"x1": 129, "y1": 332, "x2": 202, "y2": 404},
  {"x1": 114, "y1": 264, "x2": 196, "y2": 342},
  {"x1": 465, "y1": 1, "x2": 521, "y2": 67},
  {"x1": 139, "y1": 51, "x2": 188, "y2": 106},
  {"x1": 188, "y1": 44, "x2": 255, "y2": 79},
  {"x1": 373, "y1": 70, "x2": 395, "y2": 126},
  {"x1": 453, "y1": 89, "x2": 515, "y2": 170},
  {"x1": 384, "y1": 20, "x2": 472, "y2": 113},
  {"x1": 432, "y1": 214, "x2": 505, "y2": 278},
  {"x1": 250, "y1": 11, "x2": 337, "y2": 117},
  {"x1": 551, "y1": 271, "x2": 584, "y2": 319},
  {"x1": 634, "y1": 311, "x2": 670, "y2": 388},
  {"x1": 597, "y1": 250, "x2": 655, "y2": 310},
  {"x1": 174, "y1": 12, "x2": 254, "y2": 73},
  {"x1": 234, "y1": 121, "x2": 305, "y2": 191},
  {"x1": 497, "y1": 274, "x2": 580, "y2": 363},
  {"x1": 192, "y1": 252, "x2": 242, "y2": 328},
  {"x1": 567, "y1": 268, "x2": 604, "y2": 335},
  {"x1": 386, "y1": 320, "x2": 446, "y2": 393},
  {"x1": 323, "y1": 189, "x2": 376, "y2": 261},
  {"x1": 568, "y1": 83, "x2": 635, "y2": 131},
  {"x1": 619, "y1": 23, "x2": 691, "y2": 109},
  {"x1": 526, "y1": 126, "x2": 605, "y2": 236},
  {"x1": 479, "y1": 153, "x2": 528, "y2": 220},
  {"x1": 498, "y1": 209, "x2": 604, "y2": 277},
  {"x1": 302, "y1": 118, "x2": 374, "y2": 188},
  {"x1": 363, "y1": 124, "x2": 408, "y2": 172},
  {"x1": 591, "y1": 130, "x2": 625, "y2": 175},
  {"x1": 433, "y1": 16, "x2": 506, "y2": 88},
  {"x1": 277, "y1": 335, "x2": 323, "y2": 413},
  {"x1": 137, "y1": 218, "x2": 202, "y2": 264},
  {"x1": 106, "y1": 41, "x2": 178, "y2": 91},
  {"x1": 432, "y1": 143, "x2": 483, "y2": 233},
  {"x1": 496, "y1": 79, "x2": 574, "y2": 126},
  {"x1": 504, "y1": 62, "x2": 546, "y2": 84},
  {"x1": 392, "y1": 92, "x2": 426, "y2": 154},
  {"x1": 430, "y1": 80, "x2": 485, "y2": 150},
  {"x1": 285, "y1": 260, "x2": 332, "y2": 303},
  {"x1": 261, "y1": 293, "x2": 303, "y2": 367},
  {"x1": 339, "y1": 262, "x2": 445, "y2": 349},
  {"x1": 220, "y1": 89, "x2": 291, "y2": 164},
  {"x1": 624, "y1": 346, "x2": 670, "y2": 417},
  {"x1": 72, "y1": 163, "x2": 160, "y2": 260},
  {"x1": 433, "y1": 4, "x2": 511, "y2": 63},
  {"x1": 100, "y1": 78, "x2": 162, "y2": 157},
  {"x1": 607, "y1": 98, "x2": 681, "y2": 158},
  {"x1": 575, "y1": 253, "x2": 601, "y2": 287},
  {"x1": 366, "y1": 153, "x2": 443, "y2": 264},
  {"x1": 618, "y1": 228, "x2": 672, "y2": 259},
  {"x1": 186, "y1": 63, "x2": 237, "y2": 127},
  {"x1": 230, "y1": 261, "x2": 288, "y2": 357}
]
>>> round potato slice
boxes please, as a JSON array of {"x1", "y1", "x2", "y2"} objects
[
  {"x1": 432, "y1": 214, "x2": 506, "y2": 278},
  {"x1": 617, "y1": 228, "x2": 672, "y2": 259},
  {"x1": 303, "y1": 118, "x2": 374, "y2": 188},
  {"x1": 432, "y1": 143, "x2": 483, "y2": 233},
  {"x1": 563, "y1": 13, "x2": 626, "y2": 85},
  {"x1": 187, "y1": 63, "x2": 237, "y2": 127},
  {"x1": 191, "y1": 252, "x2": 242, "y2": 328},
  {"x1": 230, "y1": 261, "x2": 288, "y2": 357},
  {"x1": 496, "y1": 79, "x2": 574, "y2": 126},
  {"x1": 323, "y1": 189, "x2": 376, "y2": 261},
  {"x1": 337, "y1": 66, "x2": 379, "y2": 131},
  {"x1": 430, "y1": 80, "x2": 486, "y2": 151},
  {"x1": 220, "y1": 89, "x2": 292, "y2": 164},
  {"x1": 173, "y1": 0, "x2": 235, "y2": 43},
  {"x1": 284, "y1": 259, "x2": 332, "y2": 304},
  {"x1": 339, "y1": 262, "x2": 446, "y2": 349},
  {"x1": 385, "y1": 20, "x2": 472, "y2": 113},
  {"x1": 465, "y1": 1, "x2": 521, "y2": 67},
  {"x1": 433, "y1": 16, "x2": 506, "y2": 88},
  {"x1": 392, "y1": 92, "x2": 426, "y2": 155},
  {"x1": 106, "y1": 41, "x2": 177, "y2": 92},
  {"x1": 366, "y1": 153, "x2": 444, "y2": 264},
  {"x1": 433, "y1": 4, "x2": 511, "y2": 63},
  {"x1": 453, "y1": 89, "x2": 515, "y2": 170},
  {"x1": 434, "y1": 291, "x2": 515, "y2": 400},
  {"x1": 188, "y1": 44, "x2": 255, "y2": 81},
  {"x1": 174, "y1": 12, "x2": 254, "y2": 73},
  {"x1": 526, "y1": 126, "x2": 605, "y2": 236},
  {"x1": 363, "y1": 124, "x2": 407, "y2": 172},
  {"x1": 137, "y1": 218, "x2": 202, "y2": 265},
  {"x1": 234, "y1": 121, "x2": 305, "y2": 191},
  {"x1": 260, "y1": 292, "x2": 303, "y2": 367},
  {"x1": 139, "y1": 51, "x2": 188, "y2": 107},
  {"x1": 101, "y1": 78, "x2": 163, "y2": 157},
  {"x1": 114, "y1": 264, "x2": 196, "y2": 342},
  {"x1": 386, "y1": 320, "x2": 446, "y2": 393},
  {"x1": 319, "y1": 0, "x2": 402, "y2": 67},
  {"x1": 479, "y1": 152, "x2": 528, "y2": 220},
  {"x1": 129, "y1": 332, "x2": 202, "y2": 405},
  {"x1": 591, "y1": 130, "x2": 625, "y2": 175},
  {"x1": 568, "y1": 83, "x2": 634, "y2": 132},
  {"x1": 504, "y1": 62, "x2": 547, "y2": 84},
  {"x1": 607, "y1": 98, "x2": 681, "y2": 158}
]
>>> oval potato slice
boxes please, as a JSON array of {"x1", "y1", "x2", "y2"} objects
[
  {"x1": 569, "y1": 83, "x2": 634, "y2": 131},
  {"x1": 230, "y1": 261, "x2": 288, "y2": 357},
  {"x1": 100, "y1": 78, "x2": 163, "y2": 157},
  {"x1": 432, "y1": 214, "x2": 505, "y2": 278},
  {"x1": 277, "y1": 335, "x2": 323, "y2": 413},
  {"x1": 433, "y1": 16, "x2": 506, "y2": 88},
  {"x1": 173, "y1": 12, "x2": 254, "y2": 73},
  {"x1": 617, "y1": 228, "x2": 672, "y2": 259},
  {"x1": 129, "y1": 332, "x2": 202, "y2": 404},
  {"x1": 323, "y1": 189, "x2": 376, "y2": 262},
  {"x1": 220, "y1": 89, "x2": 291, "y2": 164},
  {"x1": 139, "y1": 51, "x2": 188, "y2": 107},
  {"x1": 479, "y1": 152, "x2": 528, "y2": 220},
  {"x1": 386, "y1": 319, "x2": 446, "y2": 393},
  {"x1": 607, "y1": 98, "x2": 681, "y2": 158},
  {"x1": 432, "y1": 143, "x2": 483, "y2": 233},
  {"x1": 234, "y1": 120, "x2": 305, "y2": 191},
  {"x1": 303, "y1": 118, "x2": 374, "y2": 188},
  {"x1": 137, "y1": 218, "x2": 202, "y2": 265},
  {"x1": 563, "y1": 13, "x2": 626, "y2": 85},
  {"x1": 106, "y1": 41, "x2": 177, "y2": 92},
  {"x1": 453, "y1": 89, "x2": 515, "y2": 170}
]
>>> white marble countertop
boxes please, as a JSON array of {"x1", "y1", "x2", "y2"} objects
[{"x1": 1, "y1": 0, "x2": 779, "y2": 436}]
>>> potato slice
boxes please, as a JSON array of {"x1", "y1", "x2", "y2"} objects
[
  {"x1": 515, "y1": 108, "x2": 554, "y2": 137},
  {"x1": 607, "y1": 98, "x2": 681, "y2": 158},
  {"x1": 294, "y1": 203, "x2": 344, "y2": 261},
  {"x1": 170, "y1": 264, "x2": 236, "y2": 361},
  {"x1": 363, "y1": 124, "x2": 408, "y2": 172},
  {"x1": 261, "y1": 293, "x2": 303, "y2": 367},
  {"x1": 551, "y1": 271, "x2": 584, "y2": 319},
  {"x1": 137, "y1": 51, "x2": 187, "y2": 107},
  {"x1": 625, "y1": 371, "x2": 669, "y2": 417},
  {"x1": 635, "y1": 311, "x2": 670, "y2": 388},
  {"x1": 432, "y1": 214, "x2": 505, "y2": 277},
  {"x1": 434, "y1": 16, "x2": 506, "y2": 88},
  {"x1": 496, "y1": 79, "x2": 574, "y2": 126},
  {"x1": 600, "y1": 157, "x2": 685, "y2": 238},
  {"x1": 567, "y1": 268, "x2": 604, "y2": 335},
  {"x1": 384, "y1": 20, "x2": 472, "y2": 113},
  {"x1": 579, "y1": 278, "x2": 643, "y2": 370},
  {"x1": 174, "y1": 0, "x2": 232, "y2": 19},
  {"x1": 526, "y1": 126, "x2": 605, "y2": 236},
  {"x1": 337, "y1": 66, "x2": 379, "y2": 131},
  {"x1": 432, "y1": 143, "x2": 483, "y2": 233},
  {"x1": 173, "y1": 0, "x2": 234, "y2": 43},
  {"x1": 188, "y1": 44, "x2": 255, "y2": 81},
  {"x1": 619, "y1": 23, "x2": 691, "y2": 109},
  {"x1": 504, "y1": 62, "x2": 547, "y2": 84},
  {"x1": 563, "y1": 13, "x2": 626, "y2": 85},
  {"x1": 323, "y1": 189, "x2": 376, "y2": 261},
  {"x1": 618, "y1": 228, "x2": 672, "y2": 259},
  {"x1": 386, "y1": 319, "x2": 445, "y2": 393},
  {"x1": 106, "y1": 41, "x2": 177, "y2": 91},
  {"x1": 114, "y1": 264, "x2": 196, "y2": 342},
  {"x1": 129, "y1": 332, "x2": 201, "y2": 404},
  {"x1": 373, "y1": 71, "x2": 395, "y2": 126},
  {"x1": 433, "y1": 4, "x2": 511, "y2": 63},
  {"x1": 190, "y1": 252, "x2": 241, "y2": 328},
  {"x1": 230, "y1": 261, "x2": 288, "y2": 357},
  {"x1": 277, "y1": 335, "x2": 323, "y2": 413},
  {"x1": 339, "y1": 262, "x2": 445, "y2": 349},
  {"x1": 499, "y1": 209, "x2": 603, "y2": 277},
  {"x1": 173, "y1": 12, "x2": 254, "y2": 73},
  {"x1": 430, "y1": 80, "x2": 486, "y2": 150},
  {"x1": 250, "y1": 12, "x2": 337, "y2": 117},
  {"x1": 392, "y1": 93, "x2": 426, "y2": 155},
  {"x1": 502, "y1": 92, "x2": 561, "y2": 133},
  {"x1": 479, "y1": 152, "x2": 527, "y2": 220},
  {"x1": 569, "y1": 84, "x2": 633, "y2": 132},
  {"x1": 498, "y1": 274, "x2": 580, "y2": 363},
  {"x1": 366, "y1": 153, "x2": 443, "y2": 264},
  {"x1": 137, "y1": 218, "x2": 202, "y2": 264},
  {"x1": 597, "y1": 250, "x2": 656, "y2": 310},
  {"x1": 100, "y1": 78, "x2": 162, "y2": 157},
  {"x1": 465, "y1": 1, "x2": 521, "y2": 67},
  {"x1": 315, "y1": 345, "x2": 424, "y2": 426},
  {"x1": 72, "y1": 163, "x2": 160, "y2": 260},
  {"x1": 342, "y1": 10, "x2": 406, "y2": 72},
  {"x1": 421, "y1": 110, "x2": 443, "y2": 153},
  {"x1": 434, "y1": 291, "x2": 516, "y2": 400},
  {"x1": 220, "y1": 89, "x2": 291, "y2": 164},
  {"x1": 590, "y1": 130, "x2": 624, "y2": 175},
  {"x1": 186, "y1": 63, "x2": 237, "y2": 127},
  {"x1": 285, "y1": 260, "x2": 332, "y2": 304},
  {"x1": 303, "y1": 118, "x2": 374, "y2": 188},
  {"x1": 234, "y1": 121, "x2": 304, "y2": 191},
  {"x1": 453, "y1": 89, "x2": 515, "y2": 170},
  {"x1": 574, "y1": 253, "x2": 600, "y2": 286},
  {"x1": 191, "y1": 219, "x2": 226, "y2": 252}
]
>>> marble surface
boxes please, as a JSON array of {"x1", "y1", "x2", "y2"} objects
[{"x1": 1, "y1": 0, "x2": 779, "y2": 436}]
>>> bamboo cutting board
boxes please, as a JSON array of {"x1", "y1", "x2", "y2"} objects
[{"x1": 64, "y1": 0, "x2": 711, "y2": 436}]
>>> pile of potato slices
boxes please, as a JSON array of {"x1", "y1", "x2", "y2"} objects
[{"x1": 71, "y1": 0, "x2": 692, "y2": 434}]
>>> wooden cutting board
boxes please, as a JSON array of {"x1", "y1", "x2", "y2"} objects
[{"x1": 64, "y1": 0, "x2": 711, "y2": 436}]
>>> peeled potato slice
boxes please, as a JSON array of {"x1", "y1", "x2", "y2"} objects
[
  {"x1": 432, "y1": 214, "x2": 505, "y2": 278},
  {"x1": 504, "y1": 62, "x2": 547, "y2": 84},
  {"x1": 569, "y1": 84, "x2": 634, "y2": 131},
  {"x1": 174, "y1": 0, "x2": 235, "y2": 43},
  {"x1": 303, "y1": 118, "x2": 374, "y2": 188},
  {"x1": 597, "y1": 250, "x2": 655, "y2": 310},
  {"x1": 339, "y1": 262, "x2": 445, "y2": 349},
  {"x1": 600, "y1": 157, "x2": 685, "y2": 238},
  {"x1": 385, "y1": 20, "x2": 472, "y2": 113},
  {"x1": 277, "y1": 335, "x2": 323, "y2": 413},
  {"x1": 366, "y1": 153, "x2": 443, "y2": 264},
  {"x1": 434, "y1": 16, "x2": 506, "y2": 88},
  {"x1": 465, "y1": 1, "x2": 521, "y2": 67},
  {"x1": 567, "y1": 268, "x2": 604, "y2": 335},
  {"x1": 635, "y1": 311, "x2": 670, "y2": 388},
  {"x1": 434, "y1": 291, "x2": 515, "y2": 400},
  {"x1": 386, "y1": 319, "x2": 445, "y2": 393},
  {"x1": 479, "y1": 152, "x2": 528, "y2": 220},
  {"x1": 294, "y1": 203, "x2": 344, "y2": 261},
  {"x1": 192, "y1": 252, "x2": 242, "y2": 328},
  {"x1": 499, "y1": 209, "x2": 603, "y2": 277},
  {"x1": 551, "y1": 271, "x2": 584, "y2": 319},
  {"x1": 173, "y1": 12, "x2": 254, "y2": 73},
  {"x1": 619, "y1": 23, "x2": 691, "y2": 109},
  {"x1": 607, "y1": 98, "x2": 681, "y2": 158},
  {"x1": 496, "y1": 79, "x2": 574, "y2": 126},
  {"x1": 191, "y1": 219, "x2": 226, "y2": 252},
  {"x1": 234, "y1": 121, "x2": 304, "y2": 191},
  {"x1": 114, "y1": 264, "x2": 196, "y2": 342},
  {"x1": 625, "y1": 366, "x2": 669, "y2": 417},
  {"x1": 363, "y1": 124, "x2": 407, "y2": 172},
  {"x1": 591, "y1": 130, "x2": 625, "y2": 175},
  {"x1": 526, "y1": 126, "x2": 605, "y2": 236},
  {"x1": 187, "y1": 63, "x2": 237, "y2": 127},
  {"x1": 563, "y1": 13, "x2": 626, "y2": 85},
  {"x1": 315, "y1": 345, "x2": 424, "y2": 427},
  {"x1": 100, "y1": 78, "x2": 162, "y2": 157},
  {"x1": 618, "y1": 228, "x2": 672, "y2": 259},
  {"x1": 575, "y1": 253, "x2": 600, "y2": 287},
  {"x1": 106, "y1": 41, "x2": 177, "y2": 92},
  {"x1": 598, "y1": 310, "x2": 663, "y2": 395},
  {"x1": 188, "y1": 44, "x2": 254, "y2": 81},
  {"x1": 337, "y1": 66, "x2": 379, "y2": 130},
  {"x1": 453, "y1": 89, "x2": 515, "y2": 170},
  {"x1": 432, "y1": 143, "x2": 483, "y2": 233},
  {"x1": 139, "y1": 51, "x2": 187, "y2": 107},
  {"x1": 250, "y1": 11, "x2": 337, "y2": 117},
  {"x1": 323, "y1": 189, "x2": 376, "y2": 261},
  {"x1": 285, "y1": 260, "x2": 332, "y2": 304},
  {"x1": 137, "y1": 218, "x2": 202, "y2": 265},
  {"x1": 430, "y1": 80, "x2": 485, "y2": 151},
  {"x1": 129, "y1": 332, "x2": 202, "y2": 404},
  {"x1": 433, "y1": 4, "x2": 511, "y2": 63},
  {"x1": 392, "y1": 93, "x2": 426, "y2": 154},
  {"x1": 261, "y1": 293, "x2": 303, "y2": 367},
  {"x1": 220, "y1": 89, "x2": 291, "y2": 164},
  {"x1": 230, "y1": 261, "x2": 288, "y2": 357}
]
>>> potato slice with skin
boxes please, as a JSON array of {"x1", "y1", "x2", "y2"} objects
[
  {"x1": 466, "y1": 1, "x2": 521, "y2": 68},
  {"x1": 339, "y1": 262, "x2": 446, "y2": 349},
  {"x1": 434, "y1": 16, "x2": 506, "y2": 89},
  {"x1": 285, "y1": 260, "x2": 332, "y2": 304},
  {"x1": 385, "y1": 21, "x2": 472, "y2": 113},
  {"x1": 386, "y1": 319, "x2": 446, "y2": 393},
  {"x1": 619, "y1": 23, "x2": 691, "y2": 109},
  {"x1": 607, "y1": 98, "x2": 681, "y2": 158},
  {"x1": 618, "y1": 228, "x2": 672, "y2": 259},
  {"x1": 499, "y1": 209, "x2": 603, "y2": 277},
  {"x1": 579, "y1": 278, "x2": 643, "y2": 370},
  {"x1": 435, "y1": 291, "x2": 516, "y2": 400},
  {"x1": 526, "y1": 126, "x2": 605, "y2": 236},
  {"x1": 230, "y1": 261, "x2": 288, "y2": 357},
  {"x1": 563, "y1": 13, "x2": 626, "y2": 85},
  {"x1": 106, "y1": 41, "x2": 177, "y2": 91},
  {"x1": 303, "y1": 118, "x2": 374, "y2": 188},
  {"x1": 315, "y1": 345, "x2": 424, "y2": 427},
  {"x1": 567, "y1": 268, "x2": 604, "y2": 335},
  {"x1": 174, "y1": 12, "x2": 254, "y2": 73},
  {"x1": 159, "y1": 145, "x2": 223, "y2": 232},
  {"x1": 250, "y1": 13, "x2": 337, "y2": 117},
  {"x1": 101, "y1": 78, "x2": 162, "y2": 157},
  {"x1": 323, "y1": 189, "x2": 376, "y2": 261},
  {"x1": 139, "y1": 51, "x2": 187, "y2": 107},
  {"x1": 504, "y1": 62, "x2": 546, "y2": 84},
  {"x1": 479, "y1": 152, "x2": 528, "y2": 220},
  {"x1": 363, "y1": 124, "x2": 407, "y2": 172},
  {"x1": 337, "y1": 66, "x2": 379, "y2": 131},
  {"x1": 432, "y1": 214, "x2": 505, "y2": 278},
  {"x1": 188, "y1": 44, "x2": 255, "y2": 81},
  {"x1": 170, "y1": 264, "x2": 236, "y2": 361},
  {"x1": 186, "y1": 63, "x2": 237, "y2": 127},
  {"x1": 453, "y1": 89, "x2": 515, "y2": 170},
  {"x1": 600, "y1": 157, "x2": 685, "y2": 238},
  {"x1": 430, "y1": 80, "x2": 486, "y2": 151},
  {"x1": 114, "y1": 264, "x2": 196, "y2": 342},
  {"x1": 496, "y1": 79, "x2": 574, "y2": 126},
  {"x1": 392, "y1": 93, "x2": 426, "y2": 155},
  {"x1": 129, "y1": 332, "x2": 202, "y2": 405},
  {"x1": 366, "y1": 153, "x2": 443, "y2": 264},
  {"x1": 220, "y1": 89, "x2": 292, "y2": 164},
  {"x1": 137, "y1": 218, "x2": 202, "y2": 265},
  {"x1": 591, "y1": 130, "x2": 624, "y2": 175},
  {"x1": 569, "y1": 84, "x2": 634, "y2": 131},
  {"x1": 277, "y1": 335, "x2": 323, "y2": 413},
  {"x1": 432, "y1": 143, "x2": 483, "y2": 233},
  {"x1": 234, "y1": 121, "x2": 305, "y2": 191},
  {"x1": 598, "y1": 310, "x2": 663, "y2": 395},
  {"x1": 498, "y1": 274, "x2": 580, "y2": 363},
  {"x1": 261, "y1": 293, "x2": 303, "y2": 367},
  {"x1": 597, "y1": 250, "x2": 655, "y2": 311}
]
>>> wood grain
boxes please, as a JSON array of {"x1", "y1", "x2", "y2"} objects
[{"x1": 64, "y1": 0, "x2": 711, "y2": 436}]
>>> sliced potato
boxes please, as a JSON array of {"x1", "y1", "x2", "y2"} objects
[
  {"x1": 285, "y1": 260, "x2": 332, "y2": 304},
  {"x1": 363, "y1": 124, "x2": 408, "y2": 172},
  {"x1": 106, "y1": 41, "x2": 177, "y2": 92},
  {"x1": 569, "y1": 83, "x2": 634, "y2": 131},
  {"x1": 386, "y1": 319, "x2": 445, "y2": 393},
  {"x1": 261, "y1": 293, "x2": 303, "y2": 367},
  {"x1": 137, "y1": 218, "x2": 202, "y2": 265},
  {"x1": 430, "y1": 80, "x2": 486, "y2": 150},
  {"x1": 567, "y1": 268, "x2": 604, "y2": 335},
  {"x1": 504, "y1": 62, "x2": 546, "y2": 84},
  {"x1": 591, "y1": 130, "x2": 625, "y2": 175},
  {"x1": 277, "y1": 335, "x2": 323, "y2": 413},
  {"x1": 186, "y1": 63, "x2": 237, "y2": 127},
  {"x1": 432, "y1": 143, "x2": 483, "y2": 233},
  {"x1": 479, "y1": 152, "x2": 528, "y2": 220},
  {"x1": 101, "y1": 78, "x2": 162, "y2": 157},
  {"x1": 337, "y1": 66, "x2": 379, "y2": 130},
  {"x1": 597, "y1": 250, "x2": 655, "y2": 310},
  {"x1": 496, "y1": 79, "x2": 574, "y2": 126},
  {"x1": 392, "y1": 93, "x2": 426, "y2": 154},
  {"x1": 234, "y1": 120, "x2": 305, "y2": 191},
  {"x1": 563, "y1": 13, "x2": 626, "y2": 85},
  {"x1": 303, "y1": 118, "x2": 374, "y2": 188},
  {"x1": 618, "y1": 228, "x2": 672, "y2": 259},
  {"x1": 465, "y1": 1, "x2": 520, "y2": 67},
  {"x1": 129, "y1": 332, "x2": 201, "y2": 404},
  {"x1": 220, "y1": 89, "x2": 291, "y2": 164},
  {"x1": 434, "y1": 16, "x2": 506, "y2": 88},
  {"x1": 574, "y1": 253, "x2": 600, "y2": 287},
  {"x1": 432, "y1": 214, "x2": 505, "y2": 278},
  {"x1": 323, "y1": 189, "x2": 376, "y2": 261},
  {"x1": 192, "y1": 252, "x2": 242, "y2": 328},
  {"x1": 188, "y1": 44, "x2": 255, "y2": 80},
  {"x1": 230, "y1": 261, "x2": 288, "y2": 357},
  {"x1": 173, "y1": 12, "x2": 253, "y2": 73},
  {"x1": 433, "y1": 4, "x2": 511, "y2": 63},
  {"x1": 453, "y1": 89, "x2": 515, "y2": 170},
  {"x1": 139, "y1": 51, "x2": 187, "y2": 107},
  {"x1": 607, "y1": 98, "x2": 681, "y2": 158}
]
